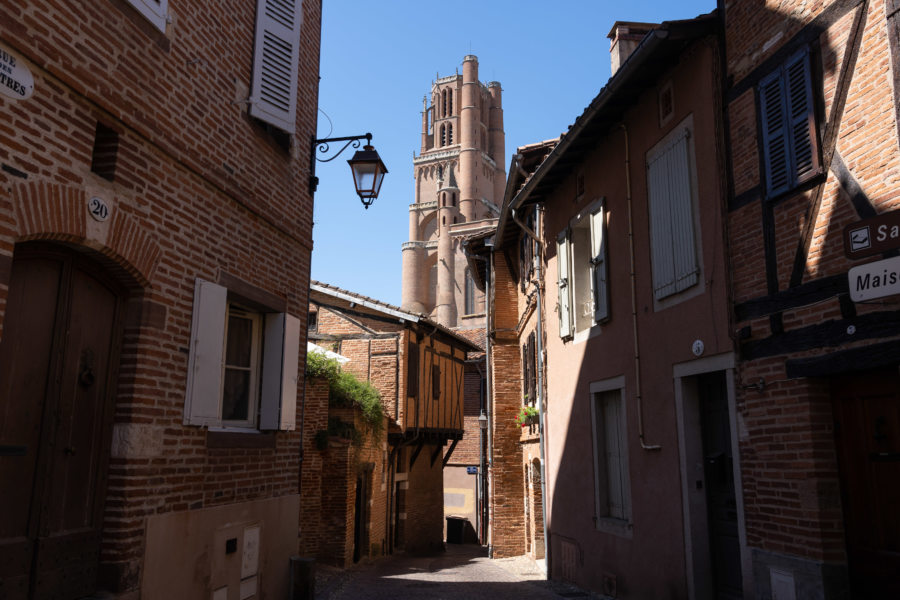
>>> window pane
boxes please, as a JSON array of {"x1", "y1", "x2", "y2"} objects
[
  {"x1": 226, "y1": 315, "x2": 253, "y2": 367},
  {"x1": 223, "y1": 368, "x2": 250, "y2": 421}
]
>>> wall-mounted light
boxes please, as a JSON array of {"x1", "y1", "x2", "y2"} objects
[{"x1": 310, "y1": 133, "x2": 388, "y2": 209}]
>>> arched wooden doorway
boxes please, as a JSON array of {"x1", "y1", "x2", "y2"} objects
[{"x1": 0, "y1": 243, "x2": 127, "y2": 599}]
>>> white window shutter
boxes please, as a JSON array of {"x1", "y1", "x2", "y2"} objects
[
  {"x1": 557, "y1": 231, "x2": 573, "y2": 338},
  {"x1": 127, "y1": 0, "x2": 168, "y2": 31},
  {"x1": 250, "y1": 0, "x2": 303, "y2": 132},
  {"x1": 647, "y1": 129, "x2": 699, "y2": 299},
  {"x1": 589, "y1": 203, "x2": 609, "y2": 323},
  {"x1": 184, "y1": 279, "x2": 227, "y2": 426},
  {"x1": 260, "y1": 313, "x2": 299, "y2": 430}
]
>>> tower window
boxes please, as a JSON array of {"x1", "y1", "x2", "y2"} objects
[
  {"x1": 440, "y1": 124, "x2": 446, "y2": 147},
  {"x1": 448, "y1": 124, "x2": 453, "y2": 145},
  {"x1": 448, "y1": 90, "x2": 453, "y2": 116}
]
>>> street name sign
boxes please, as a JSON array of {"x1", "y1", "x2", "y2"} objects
[{"x1": 848, "y1": 255, "x2": 900, "y2": 302}]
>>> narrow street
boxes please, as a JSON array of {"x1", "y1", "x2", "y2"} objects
[{"x1": 316, "y1": 544, "x2": 596, "y2": 600}]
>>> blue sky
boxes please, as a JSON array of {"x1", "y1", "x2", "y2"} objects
[{"x1": 311, "y1": 1, "x2": 716, "y2": 307}]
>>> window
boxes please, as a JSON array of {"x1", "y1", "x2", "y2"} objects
[
  {"x1": 440, "y1": 124, "x2": 446, "y2": 147},
  {"x1": 126, "y1": 0, "x2": 168, "y2": 31},
  {"x1": 184, "y1": 279, "x2": 300, "y2": 430},
  {"x1": 407, "y1": 341, "x2": 419, "y2": 398},
  {"x1": 448, "y1": 123, "x2": 453, "y2": 145},
  {"x1": 759, "y1": 47, "x2": 820, "y2": 198},
  {"x1": 590, "y1": 381, "x2": 631, "y2": 526},
  {"x1": 464, "y1": 269, "x2": 476, "y2": 315},
  {"x1": 307, "y1": 309, "x2": 317, "y2": 332},
  {"x1": 432, "y1": 364, "x2": 441, "y2": 400},
  {"x1": 519, "y1": 208, "x2": 536, "y2": 292},
  {"x1": 522, "y1": 332, "x2": 536, "y2": 404},
  {"x1": 557, "y1": 198, "x2": 609, "y2": 339},
  {"x1": 647, "y1": 119, "x2": 699, "y2": 301},
  {"x1": 249, "y1": 0, "x2": 304, "y2": 133}
]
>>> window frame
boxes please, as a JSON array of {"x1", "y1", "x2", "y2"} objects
[
  {"x1": 126, "y1": 0, "x2": 168, "y2": 32},
  {"x1": 221, "y1": 303, "x2": 263, "y2": 428},
  {"x1": 646, "y1": 115, "x2": 703, "y2": 307},
  {"x1": 184, "y1": 278, "x2": 299, "y2": 432},
  {"x1": 556, "y1": 197, "x2": 609, "y2": 341},
  {"x1": 589, "y1": 377, "x2": 633, "y2": 537}
]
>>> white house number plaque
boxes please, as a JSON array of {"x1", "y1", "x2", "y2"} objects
[{"x1": 88, "y1": 197, "x2": 110, "y2": 222}]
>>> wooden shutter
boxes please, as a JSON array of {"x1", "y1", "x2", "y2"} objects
[
  {"x1": 432, "y1": 364, "x2": 441, "y2": 400},
  {"x1": 259, "y1": 312, "x2": 299, "y2": 430},
  {"x1": 603, "y1": 393, "x2": 626, "y2": 520},
  {"x1": 557, "y1": 230, "x2": 572, "y2": 338},
  {"x1": 127, "y1": 0, "x2": 168, "y2": 31},
  {"x1": 184, "y1": 279, "x2": 227, "y2": 426},
  {"x1": 589, "y1": 202, "x2": 609, "y2": 323},
  {"x1": 250, "y1": 0, "x2": 303, "y2": 132},
  {"x1": 785, "y1": 48, "x2": 819, "y2": 186},
  {"x1": 760, "y1": 67, "x2": 790, "y2": 196},
  {"x1": 647, "y1": 128, "x2": 699, "y2": 299}
]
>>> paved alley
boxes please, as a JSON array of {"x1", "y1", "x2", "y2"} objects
[{"x1": 316, "y1": 544, "x2": 597, "y2": 600}]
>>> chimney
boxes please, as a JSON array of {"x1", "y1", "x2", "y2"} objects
[{"x1": 608, "y1": 22, "x2": 657, "y2": 76}]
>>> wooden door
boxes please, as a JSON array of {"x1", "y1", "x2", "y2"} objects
[
  {"x1": 0, "y1": 245, "x2": 123, "y2": 599},
  {"x1": 698, "y1": 372, "x2": 742, "y2": 600},
  {"x1": 831, "y1": 370, "x2": 900, "y2": 598}
]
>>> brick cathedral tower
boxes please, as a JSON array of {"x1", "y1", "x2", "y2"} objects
[{"x1": 401, "y1": 55, "x2": 505, "y2": 332}]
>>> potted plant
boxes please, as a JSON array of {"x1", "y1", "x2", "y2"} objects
[{"x1": 515, "y1": 405, "x2": 539, "y2": 428}]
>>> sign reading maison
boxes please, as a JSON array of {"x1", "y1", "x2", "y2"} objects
[
  {"x1": 843, "y1": 209, "x2": 900, "y2": 259},
  {"x1": 0, "y1": 44, "x2": 34, "y2": 100},
  {"x1": 848, "y1": 255, "x2": 900, "y2": 302}
]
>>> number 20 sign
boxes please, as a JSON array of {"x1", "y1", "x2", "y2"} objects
[{"x1": 88, "y1": 197, "x2": 110, "y2": 222}]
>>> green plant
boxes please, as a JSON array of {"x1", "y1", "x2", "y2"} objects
[
  {"x1": 306, "y1": 352, "x2": 384, "y2": 436},
  {"x1": 515, "y1": 405, "x2": 539, "y2": 428}
]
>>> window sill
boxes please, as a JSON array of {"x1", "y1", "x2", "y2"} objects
[
  {"x1": 206, "y1": 429, "x2": 276, "y2": 449},
  {"x1": 594, "y1": 516, "x2": 633, "y2": 539}
]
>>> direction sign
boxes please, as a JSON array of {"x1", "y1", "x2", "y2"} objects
[
  {"x1": 848, "y1": 255, "x2": 900, "y2": 302},
  {"x1": 844, "y1": 210, "x2": 900, "y2": 259}
]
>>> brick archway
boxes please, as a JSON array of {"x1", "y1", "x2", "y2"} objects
[{"x1": 7, "y1": 181, "x2": 160, "y2": 287}]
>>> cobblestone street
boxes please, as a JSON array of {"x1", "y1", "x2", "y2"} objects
[{"x1": 316, "y1": 544, "x2": 598, "y2": 600}]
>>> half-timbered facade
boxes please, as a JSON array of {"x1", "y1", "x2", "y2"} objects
[
  {"x1": 306, "y1": 282, "x2": 479, "y2": 557},
  {"x1": 722, "y1": 0, "x2": 900, "y2": 597}
]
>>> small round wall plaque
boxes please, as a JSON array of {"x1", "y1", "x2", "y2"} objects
[
  {"x1": 88, "y1": 197, "x2": 110, "y2": 222},
  {"x1": 692, "y1": 339, "x2": 705, "y2": 357}
]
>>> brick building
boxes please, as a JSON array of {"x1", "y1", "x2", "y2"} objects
[
  {"x1": 306, "y1": 281, "x2": 480, "y2": 559},
  {"x1": 398, "y1": 55, "x2": 501, "y2": 543},
  {"x1": 0, "y1": 1, "x2": 320, "y2": 598},
  {"x1": 476, "y1": 13, "x2": 734, "y2": 598},
  {"x1": 721, "y1": 0, "x2": 900, "y2": 596}
]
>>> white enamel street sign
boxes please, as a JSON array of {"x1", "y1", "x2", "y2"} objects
[
  {"x1": 848, "y1": 255, "x2": 900, "y2": 302},
  {"x1": 0, "y1": 44, "x2": 34, "y2": 100}
]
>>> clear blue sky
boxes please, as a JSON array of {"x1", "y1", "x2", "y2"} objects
[{"x1": 311, "y1": 1, "x2": 716, "y2": 307}]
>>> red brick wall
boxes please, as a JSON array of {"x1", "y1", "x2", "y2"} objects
[
  {"x1": 723, "y1": 0, "x2": 900, "y2": 568},
  {"x1": 0, "y1": 0, "x2": 322, "y2": 594}
]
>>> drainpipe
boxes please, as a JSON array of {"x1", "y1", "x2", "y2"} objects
[
  {"x1": 511, "y1": 202, "x2": 551, "y2": 577},
  {"x1": 617, "y1": 123, "x2": 661, "y2": 452}
]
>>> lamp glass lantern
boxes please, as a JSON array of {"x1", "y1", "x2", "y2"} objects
[
  {"x1": 478, "y1": 410, "x2": 488, "y2": 430},
  {"x1": 347, "y1": 145, "x2": 388, "y2": 208}
]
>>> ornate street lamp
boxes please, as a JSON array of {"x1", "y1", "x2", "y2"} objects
[{"x1": 310, "y1": 133, "x2": 388, "y2": 209}]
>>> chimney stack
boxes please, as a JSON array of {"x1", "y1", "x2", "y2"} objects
[{"x1": 608, "y1": 22, "x2": 657, "y2": 76}]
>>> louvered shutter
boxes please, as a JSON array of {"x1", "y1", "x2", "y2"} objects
[
  {"x1": 127, "y1": 0, "x2": 168, "y2": 31},
  {"x1": 184, "y1": 279, "x2": 227, "y2": 426},
  {"x1": 785, "y1": 48, "x2": 819, "y2": 186},
  {"x1": 250, "y1": 0, "x2": 303, "y2": 132},
  {"x1": 589, "y1": 202, "x2": 609, "y2": 323},
  {"x1": 760, "y1": 67, "x2": 790, "y2": 197},
  {"x1": 603, "y1": 394, "x2": 626, "y2": 520},
  {"x1": 557, "y1": 231, "x2": 572, "y2": 338},
  {"x1": 259, "y1": 313, "x2": 300, "y2": 430},
  {"x1": 647, "y1": 129, "x2": 699, "y2": 299}
]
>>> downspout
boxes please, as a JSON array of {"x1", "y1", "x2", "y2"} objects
[
  {"x1": 511, "y1": 202, "x2": 551, "y2": 577},
  {"x1": 617, "y1": 123, "x2": 661, "y2": 452}
]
